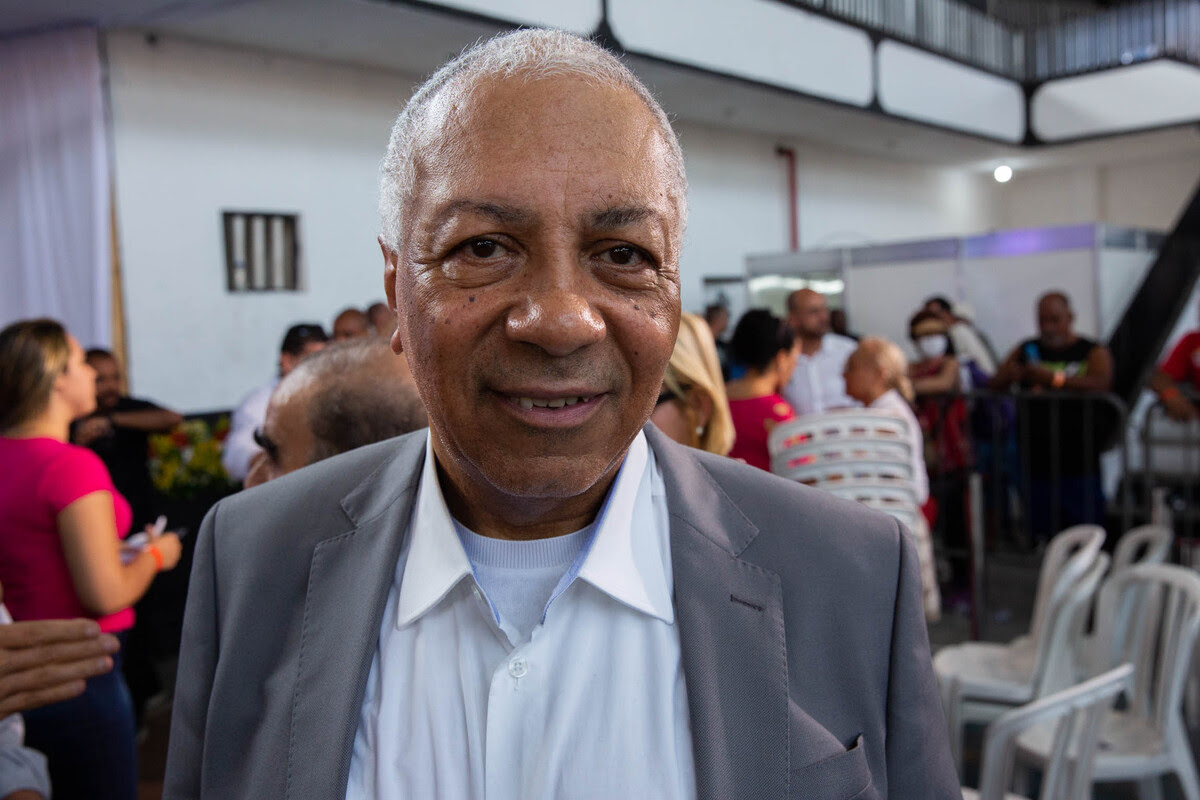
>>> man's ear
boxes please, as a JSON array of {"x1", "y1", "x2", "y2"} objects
[{"x1": 380, "y1": 237, "x2": 403, "y2": 355}]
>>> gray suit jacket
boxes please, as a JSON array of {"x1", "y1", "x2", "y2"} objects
[{"x1": 164, "y1": 426, "x2": 958, "y2": 799}]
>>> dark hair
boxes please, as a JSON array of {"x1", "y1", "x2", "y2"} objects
[
  {"x1": 0, "y1": 319, "x2": 70, "y2": 431},
  {"x1": 85, "y1": 348, "x2": 115, "y2": 363},
  {"x1": 280, "y1": 323, "x2": 329, "y2": 356},
  {"x1": 730, "y1": 309, "x2": 794, "y2": 373},
  {"x1": 924, "y1": 296, "x2": 953, "y2": 313}
]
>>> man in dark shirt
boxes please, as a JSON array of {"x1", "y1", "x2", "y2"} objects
[
  {"x1": 991, "y1": 292, "x2": 1115, "y2": 538},
  {"x1": 72, "y1": 350, "x2": 183, "y2": 530}
]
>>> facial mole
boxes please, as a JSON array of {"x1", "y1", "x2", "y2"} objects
[
  {"x1": 469, "y1": 296, "x2": 476, "y2": 302},
  {"x1": 633, "y1": 304, "x2": 640, "y2": 310}
]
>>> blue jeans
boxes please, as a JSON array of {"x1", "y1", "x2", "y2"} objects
[
  {"x1": 1028, "y1": 476, "x2": 1106, "y2": 542},
  {"x1": 22, "y1": 634, "x2": 137, "y2": 800}
]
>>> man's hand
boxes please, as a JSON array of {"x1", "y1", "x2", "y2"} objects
[
  {"x1": 0, "y1": 619, "x2": 119, "y2": 716},
  {"x1": 72, "y1": 416, "x2": 113, "y2": 446},
  {"x1": 1164, "y1": 392, "x2": 1199, "y2": 422}
]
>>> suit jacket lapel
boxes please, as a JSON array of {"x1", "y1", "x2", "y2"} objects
[
  {"x1": 647, "y1": 426, "x2": 790, "y2": 800},
  {"x1": 285, "y1": 434, "x2": 426, "y2": 800}
]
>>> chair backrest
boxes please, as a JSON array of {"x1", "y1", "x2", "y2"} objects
[
  {"x1": 1028, "y1": 525, "x2": 1106, "y2": 645},
  {"x1": 1094, "y1": 564, "x2": 1200, "y2": 732},
  {"x1": 975, "y1": 664, "x2": 1133, "y2": 800},
  {"x1": 1032, "y1": 553, "x2": 1110, "y2": 697},
  {"x1": 1112, "y1": 524, "x2": 1173, "y2": 572}
]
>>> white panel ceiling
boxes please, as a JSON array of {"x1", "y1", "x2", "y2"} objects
[
  {"x1": 878, "y1": 41, "x2": 1026, "y2": 143},
  {"x1": 609, "y1": 0, "x2": 874, "y2": 108},
  {"x1": 1033, "y1": 60, "x2": 1200, "y2": 142}
]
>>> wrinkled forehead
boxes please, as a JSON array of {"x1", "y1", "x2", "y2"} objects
[{"x1": 411, "y1": 74, "x2": 683, "y2": 215}]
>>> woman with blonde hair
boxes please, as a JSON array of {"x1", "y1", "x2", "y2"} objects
[
  {"x1": 0, "y1": 319, "x2": 183, "y2": 800},
  {"x1": 650, "y1": 312, "x2": 735, "y2": 455}
]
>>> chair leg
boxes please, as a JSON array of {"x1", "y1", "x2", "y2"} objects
[
  {"x1": 1137, "y1": 777, "x2": 1165, "y2": 800},
  {"x1": 1172, "y1": 735, "x2": 1200, "y2": 800}
]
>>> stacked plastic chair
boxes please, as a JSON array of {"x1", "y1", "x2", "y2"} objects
[
  {"x1": 1016, "y1": 564, "x2": 1200, "y2": 800},
  {"x1": 934, "y1": 525, "x2": 1106, "y2": 771},
  {"x1": 767, "y1": 410, "x2": 939, "y2": 619},
  {"x1": 962, "y1": 664, "x2": 1133, "y2": 800}
]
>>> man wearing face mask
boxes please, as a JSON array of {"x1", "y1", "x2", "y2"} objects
[{"x1": 991, "y1": 292, "x2": 1114, "y2": 539}]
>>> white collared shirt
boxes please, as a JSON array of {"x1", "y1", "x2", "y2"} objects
[
  {"x1": 782, "y1": 332, "x2": 860, "y2": 416},
  {"x1": 344, "y1": 432, "x2": 697, "y2": 800}
]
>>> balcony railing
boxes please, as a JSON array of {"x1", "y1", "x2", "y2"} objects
[{"x1": 786, "y1": 0, "x2": 1200, "y2": 81}]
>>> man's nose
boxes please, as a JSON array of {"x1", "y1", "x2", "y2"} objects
[{"x1": 505, "y1": 256, "x2": 606, "y2": 357}]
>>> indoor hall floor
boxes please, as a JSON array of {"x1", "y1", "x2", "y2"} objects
[{"x1": 131, "y1": 554, "x2": 1193, "y2": 799}]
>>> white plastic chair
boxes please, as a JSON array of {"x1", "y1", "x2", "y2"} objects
[
  {"x1": 1112, "y1": 524, "x2": 1173, "y2": 572},
  {"x1": 936, "y1": 526, "x2": 1106, "y2": 771},
  {"x1": 961, "y1": 663, "x2": 1133, "y2": 800},
  {"x1": 1017, "y1": 564, "x2": 1200, "y2": 800},
  {"x1": 1077, "y1": 524, "x2": 1174, "y2": 679},
  {"x1": 768, "y1": 409, "x2": 938, "y2": 620}
]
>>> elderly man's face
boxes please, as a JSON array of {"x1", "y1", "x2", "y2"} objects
[{"x1": 386, "y1": 75, "x2": 682, "y2": 507}]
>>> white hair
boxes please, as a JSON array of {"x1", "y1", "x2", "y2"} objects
[{"x1": 378, "y1": 28, "x2": 688, "y2": 254}]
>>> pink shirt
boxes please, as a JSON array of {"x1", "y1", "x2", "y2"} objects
[
  {"x1": 0, "y1": 437, "x2": 134, "y2": 633},
  {"x1": 729, "y1": 394, "x2": 796, "y2": 471}
]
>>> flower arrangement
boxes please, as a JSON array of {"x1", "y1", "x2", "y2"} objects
[{"x1": 149, "y1": 416, "x2": 236, "y2": 498}]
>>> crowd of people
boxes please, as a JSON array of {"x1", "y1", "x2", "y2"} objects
[{"x1": 2, "y1": 25, "x2": 1198, "y2": 800}]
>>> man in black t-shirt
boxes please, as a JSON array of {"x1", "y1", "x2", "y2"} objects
[
  {"x1": 72, "y1": 350, "x2": 184, "y2": 530},
  {"x1": 991, "y1": 292, "x2": 1115, "y2": 539}
]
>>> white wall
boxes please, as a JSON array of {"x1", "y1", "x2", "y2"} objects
[
  {"x1": 109, "y1": 32, "x2": 416, "y2": 411},
  {"x1": 995, "y1": 153, "x2": 1200, "y2": 232}
]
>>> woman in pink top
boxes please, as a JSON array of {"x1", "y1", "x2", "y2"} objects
[
  {"x1": 0, "y1": 319, "x2": 183, "y2": 800},
  {"x1": 725, "y1": 309, "x2": 799, "y2": 471}
]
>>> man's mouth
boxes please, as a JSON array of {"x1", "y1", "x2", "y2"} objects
[{"x1": 511, "y1": 395, "x2": 595, "y2": 410}]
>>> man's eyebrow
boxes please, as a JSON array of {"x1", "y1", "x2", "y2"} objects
[
  {"x1": 432, "y1": 200, "x2": 535, "y2": 229},
  {"x1": 588, "y1": 206, "x2": 657, "y2": 229}
]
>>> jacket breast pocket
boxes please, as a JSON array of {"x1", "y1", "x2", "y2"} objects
[{"x1": 789, "y1": 735, "x2": 879, "y2": 800}]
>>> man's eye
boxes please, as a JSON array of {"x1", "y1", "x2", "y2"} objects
[
  {"x1": 600, "y1": 246, "x2": 648, "y2": 267},
  {"x1": 464, "y1": 238, "x2": 501, "y2": 259}
]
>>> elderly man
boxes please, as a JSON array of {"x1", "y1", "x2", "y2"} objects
[
  {"x1": 991, "y1": 291, "x2": 1115, "y2": 537},
  {"x1": 243, "y1": 339, "x2": 427, "y2": 487},
  {"x1": 166, "y1": 30, "x2": 956, "y2": 799},
  {"x1": 782, "y1": 288, "x2": 859, "y2": 415},
  {"x1": 220, "y1": 322, "x2": 328, "y2": 483}
]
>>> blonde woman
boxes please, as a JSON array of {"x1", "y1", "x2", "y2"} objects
[
  {"x1": 843, "y1": 336, "x2": 940, "y2": 620},
  {"x1": 650, "y1": 312, "x2": 735, "y2": 455},
  {"x1": 0, "y1": 319, "x2": 182, "y2": 800}
]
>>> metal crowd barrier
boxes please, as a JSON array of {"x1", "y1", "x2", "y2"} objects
[{"x1": 1139, "y1": 394, "x2": 1200, "y2": 561}]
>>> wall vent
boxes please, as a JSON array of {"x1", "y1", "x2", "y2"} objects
[{"x1": 222, "y1": 211, "x2": 300, "y2": 292}]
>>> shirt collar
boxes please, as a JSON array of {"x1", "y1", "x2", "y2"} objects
[
  {"x1": 395, "y1": 433, "x2": 474, "y2": 628},
  {"x1": 576, "y1": 433, "x2": 674, "y2": 624},
  {"x1": 395, "y1": 430, "x2": 674, "y2": 628}
]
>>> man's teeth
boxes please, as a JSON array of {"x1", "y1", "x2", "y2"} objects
[{"x1": 516, "y1": 396, "x2": 590, "y2": 410}]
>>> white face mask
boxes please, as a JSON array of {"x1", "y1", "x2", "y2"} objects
[{"x1": 916, "y1": 335, "x2": 948, "y2": 359}]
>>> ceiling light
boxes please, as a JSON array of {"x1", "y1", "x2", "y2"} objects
[{"x1": 993, "y1": 165, "x2": 1013, "y2": 183}]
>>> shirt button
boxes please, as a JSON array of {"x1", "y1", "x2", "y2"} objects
[{"x1": 508, "y1": 657, "x2": 528, "y2": 678}]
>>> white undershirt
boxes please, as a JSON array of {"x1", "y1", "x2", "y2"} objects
[
  {"x1": 782, "y1": 332, "x2": 860, "y2": 416},
  {"x1": 344, "y1": 432, "x2": 697, "y2": 800}
]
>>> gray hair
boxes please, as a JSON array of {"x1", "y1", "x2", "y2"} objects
[
  {"x1": 378, "y1": 28, "x2": 688, "y2": 254},
  {"x1": 277, "y1": 338, "x2": 428, "y2": 464}
]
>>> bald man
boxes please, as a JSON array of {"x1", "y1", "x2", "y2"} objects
[
  {"x1": 332, "y1": 308, "x2": 371, "y2": 342},
  {"x1": 244, "y1": 339, "x2": 427, "y2": 487},
  {"x1": 991, "y1": 291, "x2": 1114, "y2": 538},
  {"x1": 781, "y1": 289, "x2": 859, "y2": 416}
]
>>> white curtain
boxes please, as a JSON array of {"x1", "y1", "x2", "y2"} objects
[{"x1": 0, "y1": 27, "x2": 111, "y2": 346}]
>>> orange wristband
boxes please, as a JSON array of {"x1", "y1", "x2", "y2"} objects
[
  {"x1": 1162, "y1": 386, "x2": 1183, "y2": 402},
  {"x1": 146, "y1": 543, "x2": 164, "y2": 571},
  {"x1": 1051, "y1": 370, "x2": 1066, "y2": 389}
]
